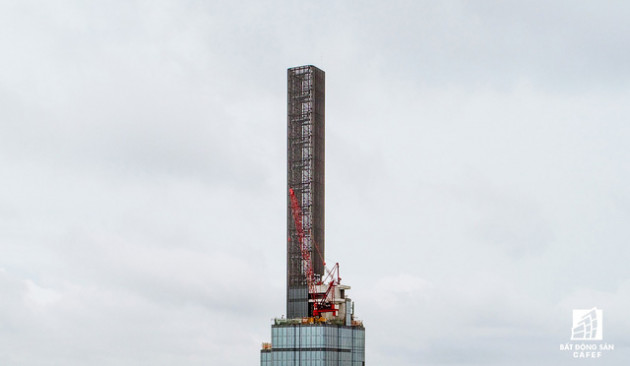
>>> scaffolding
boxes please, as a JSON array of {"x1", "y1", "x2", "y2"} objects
[{"x1": 286, "y1": 65, "x2": 325, "y2": 318}]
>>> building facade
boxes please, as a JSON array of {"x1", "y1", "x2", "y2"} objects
[{"x1": 261, "y1": 321, "x2": 365, "y2": 366}]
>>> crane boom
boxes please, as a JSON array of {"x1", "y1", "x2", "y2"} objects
[
  {"x1": 288, "y1": 188, "x2": 340, "y2": 317},
  {"x1": 288, "y1": 188, "x2": 316, "y2": 295}
]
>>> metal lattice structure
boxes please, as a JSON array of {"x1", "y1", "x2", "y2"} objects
[{"x1": 286, "y1": 65, "x2": 325, "y2": 318}]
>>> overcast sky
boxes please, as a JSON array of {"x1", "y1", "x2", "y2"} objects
[{"x1": 1, "y1": 1, "x2": 630, "y2": 365}]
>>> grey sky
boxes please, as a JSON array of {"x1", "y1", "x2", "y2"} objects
[{"x1": 1, "y1": 1, "x2": 629, "y2": 365}]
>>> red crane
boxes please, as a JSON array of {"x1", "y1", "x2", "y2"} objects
[{"x1": 289, "y1": 188, "x2": 341, "y2": 317}]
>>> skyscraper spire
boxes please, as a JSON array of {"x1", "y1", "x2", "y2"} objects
[{"x1": 286, "y1": 65, "x2": 326, "y2": 318}]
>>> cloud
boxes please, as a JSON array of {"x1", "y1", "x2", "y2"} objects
[{"x1": 1, "y1": 1, "x2": 630, "y2": 365}]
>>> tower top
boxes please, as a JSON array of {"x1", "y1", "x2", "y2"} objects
[{"x1": 286, "y1": 65, "x2": 325, "y2": 318}]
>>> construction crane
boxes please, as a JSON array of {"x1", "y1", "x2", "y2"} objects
[{"x1": 288, "y1": 188, "x2": 341, "y2": 317}]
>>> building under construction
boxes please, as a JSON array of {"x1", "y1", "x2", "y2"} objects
[{"x1": 260, "y1": 65, "x2": 365, "y2": 366}]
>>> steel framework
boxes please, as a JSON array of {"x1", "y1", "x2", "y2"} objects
[{"x1": 286, "y1": 65, "x2": 325, "y2": 318}]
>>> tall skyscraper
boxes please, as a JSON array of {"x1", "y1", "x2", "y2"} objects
[
  {"x1": 286, "y1": 65, "x2": 326, "y2": 319},
  {"x1": 260, "y1": 65, "x2": 365, "y2": 366}
]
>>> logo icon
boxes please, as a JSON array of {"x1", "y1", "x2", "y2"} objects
[{"x1": 571, "y1": 308, "x2": 603, "y2": 340}]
